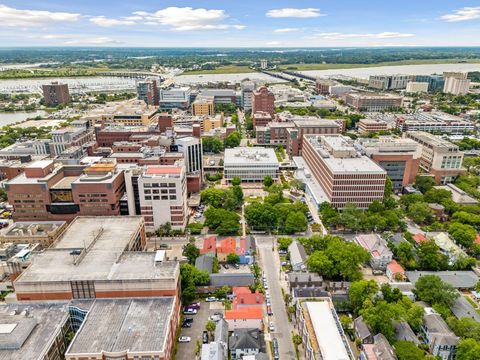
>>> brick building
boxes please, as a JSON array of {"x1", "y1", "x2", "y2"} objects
[
  {"x1": 42, "y1": 82, "x2": 70, "y2": 106},
  {"x1": 252, "y1": 86, "x2": 275, "y2": 117}
]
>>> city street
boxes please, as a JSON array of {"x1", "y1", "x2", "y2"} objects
[{"x1": 257, "y1": 236, "x2": 297, "y2": 360}]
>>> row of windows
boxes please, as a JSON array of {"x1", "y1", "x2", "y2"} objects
[
  {"x1": 144, "y1": 189, "x2": 176, "y2": 194},
  {"x1": 145, "y1": 195, "x2": 177, "y2": 201},
  {"x1": 144, "y1": 183, "x2": 176, "y2": 188}
]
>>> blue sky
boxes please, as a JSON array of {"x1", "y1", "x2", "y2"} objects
[{"x1": 0, "y1": 1, "x2": 479, "y2": 47}]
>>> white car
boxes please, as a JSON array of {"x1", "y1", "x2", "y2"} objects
[
  {"x1": 206, "y1": 297, "x2": 218, "y2": 302},
  {"x1": 263, "y1": 284, "x2": 268, "y2": 290},
  {"x1": 269, "y1": 322, "x2": 275, "y2": 332},
  {"x1": 266, "y1": 299, "x2": 271, "y2": 306},
  {"x1": 209, "y1": 314, "x2": 222, "y2": 322},
  {"x1": 179, "y1": 336, "x2": 191, "y2": 343},
  {"x1": 183, "y1": 309, "x2": 197, "y2": 315}
]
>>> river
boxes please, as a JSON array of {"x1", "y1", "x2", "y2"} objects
[
  {"x1": 299, "y1": 63, "x2": 480, "y2": 79},
  {"x1": 0, "y1": 110, "x2": 47, "y2": 127}
]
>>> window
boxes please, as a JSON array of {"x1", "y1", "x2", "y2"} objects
[{"x1": 71, "y1": 280, "x2": 95, "y2": 299}]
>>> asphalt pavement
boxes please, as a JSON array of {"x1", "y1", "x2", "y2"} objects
[{"x1": 257, "y1": 236, "x2": 297, "y2": 360}]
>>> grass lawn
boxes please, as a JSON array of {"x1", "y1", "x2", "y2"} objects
[
  {"x1": 181, "y1": 65, "x2": 255, "y2": 75},
  {"x1": 278, "y1": 59, "x2": 480, "y2": 71}
]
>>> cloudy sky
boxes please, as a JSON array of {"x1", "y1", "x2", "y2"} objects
[{"x1": 0, "y1": 1, "x2": 479, "y2": 47}]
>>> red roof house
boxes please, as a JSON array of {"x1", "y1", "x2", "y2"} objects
[
  {"x1": 386, "y1": 260, "x2": 405, "y2": 281},
  {"x1": 200, "y1": 236, "x2": 217, "y2": 256},
  {"x1": 412, "y1": 233, "x2": 427, "y2": 245}
]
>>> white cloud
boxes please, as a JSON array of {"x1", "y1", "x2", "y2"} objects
[
  {"x1": 64, "y1": 37, "x2": 122, "y2": 45},
  {"x1": 266, "y1": 8, "x2": 324, "y2": 18},
  {"x1": 440, "y1": 7, "x2": 480, "y2": 22},
  {"x1": 133, "y1": 7, "x2": 244, "y2": 31},
  {"x1": 274, "y1": 28, "x2": 299, "y2": 33},
  {"x1": 0, "y1": 4, "x2": 80, "y2": 27},
  {"x1": 89, "y1": 16, "x2": 136, "y2": 27},
  {"x1": 42, "y1": 34, "x2": 70, "y2": 39},
  {"x1": 266, "y1": 41, "x2": 282, "y2": 46},
  {"x1": 312, "y1": 32, "x2": 415, "y2": 40}
]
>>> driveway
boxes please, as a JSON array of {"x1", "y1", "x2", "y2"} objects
[
  {"x1": 176, "y1": 301, "x2": 223, "y2": 360},
  {"x1": 257, "y1": 236, "x2": 297, "y2": 360}
]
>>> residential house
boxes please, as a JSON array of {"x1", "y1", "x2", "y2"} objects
[
  {"x1": 434, "y1": 184, "x2": 478, "y2": 205},
  {"x1": 421, "y1": 309, "x2": 459, "y2": 360},
  {"x1": 217, "y1": 237, "x2": 237, "y2": 262},
  {"x1": 195, "y1": 255, "x2": 214, "y2": 274},
  {"x1": 201, "y1": 236, "x2": 217, "y2": 256},
  {"x1": 288, "y1": 240, "x2": 307, "y2": 271},
  {"x1": 354, "y1": 316, "x2": 373, "y2": 344},
  {"x1": 431, "y1": 232, "x2": 466, "y2": 264},
  {"x1": 412, "y1": 233, "x2": 427, "y2": 245},
  {"x1": 229, "y1": 328, "x2": 263, "y2": 360},
  {"x1": 225, "y1": 307, "x2": 263, "y2": 331},
  {"x1": 232, "y1": 287, "x2": 264, "y2": 310},
  {"x1": 394, "y1": 321, "x2": 420, "y2": 345},
  {"x1": 386, "y1": 260, "x2": 406, "y2": 282},
  {"x1": 407, "y1": 271, "x2": 478, "y2": 290},
  {"x1": 355, "y1": 234, "x2": 393, "y2": 270},
  {"x1": 287, "y1": 272, "x2": 323, "y2": 291},
  {"x1": 201, "y1": 319, "x2": 229, "y2": 360},
  {"x1": 372, "y1": 334, "x2": 397, "y2": 360}
]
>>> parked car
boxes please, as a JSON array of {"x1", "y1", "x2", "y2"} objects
[
  {"x1": 272, "y1": 338, "x2": 279, "y2": 360},
  {"x1": 181, "y1": 321, "x2": 192, "y2": 328},
  {"x1": 183, "y1": 309, "x2": 197, "y2": 315},
  {"x1": 267, "y1": 306, "x2": 273, "y2": 316},
  {"x1": 183, "y1": 318, "x2": 194, "y2": 323},
  {"x1": 209, "y1": 314, "x2": 222, "y2": 322},
  {"x1": 263, "y1": 283, "x2": 268, "y2": 290},
  {"x1": 206, "y1": 297, "x2": 218, "y2": 302},
  {"x1": 187, "y1": 302, "x2": 201, "y2": 310},
  {"x1": 202, "y1": 331, "x2": 209, "y2": 344},
  {"x1": 278, "y1": 250, "x2": 287, "y2": 255},
  {"x1": 233, "y1": 263, "x2": 240, "y2": 269},
  {"x1": 223, "y1": 264, "x2": 229, "y2": 269},
  {"x1": 269, "y1": 322, "x2": 275, "y2": 332},
  {"x1": 179, "y1": 336, "x2": 191, "y2": 343}
]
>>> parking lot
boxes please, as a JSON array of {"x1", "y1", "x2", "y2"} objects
[
  {"x1": 218, "y1": 263, "x2": 251, "y2": 274},
  {"x1": 176, "y1": 301, "x2": 224, "y2": 360}
]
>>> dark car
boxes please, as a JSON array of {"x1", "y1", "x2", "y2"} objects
[
  {"x1": 233, "y1": 263, "x2": 240, "y2": 269},
  {"x1": 183, "y1": 318, "x2": 194, "y2": 323},
  {"x1": 272, "y1": 338, "x2": 279, "y2": 360},
  {"x1": 223, "y1": 264, "x2": 229, "y2": 269},
  {"x1": 181, "y1": 321, "x2": 192, "y2": 328},
  {"x1": 202, "y1": 331, "x2": 209, "y2": 344},
  {"x1": 187, "y1": 302, "x2": 201, "y2": 310},
  {"x1": 267, "y1": 306, "x2": 273, "y2": 316}
]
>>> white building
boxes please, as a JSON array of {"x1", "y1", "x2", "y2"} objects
[
  {"x1": 224, "y1": 147, "x2": 279, "y2": 182},
  {"x1": 176, "y1": 136, "x2": 203, "y2": 174},
  {"x1": 159, "y1": 86, "x2": 191, "y2": 109},
  {"x1": 241, "y1": 80, "x2": 255, "y2": 111},
  {"x1": 443, "y1": 72, "x2": 470, "y2": 95},
  {"x1": 296, "y1": 300, "x2": 354, "y2": 360},
  {"x1": 406, "y1": 82, "x2": 429, "y2": 93},
  {"x1": 138, "y1": 163, "x2": 187, "y2": 231},
  {"x1": 260, "y1": 59, "x2": 267, "y2": 70}
]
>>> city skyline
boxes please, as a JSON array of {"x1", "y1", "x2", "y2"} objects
[{"x1": 0, "y1": 1, "x2": 479, "y2": 47}]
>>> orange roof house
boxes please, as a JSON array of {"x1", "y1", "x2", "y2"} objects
[
  {"x1": 386, "y1": 260, "x2": 405, "y2": 281},
  {"x1": 225, "y1": 306, "x2": 263, "y2": 320},
  {"x1": 201, "y1": 236, "x2": 217, "y2": 256},
  {"x1": 233, "y1": 292, "x2": 265, "y2": 309},
  {"x1": 412, "y1": 233, "x2": 427, "y2": 245}
]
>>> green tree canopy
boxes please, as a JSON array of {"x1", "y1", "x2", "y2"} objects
[
  {"x1": 413, "y1": 275, "x2": 459, "y2": 308},
  {"x1": 183, "y1": 242, "x2": 200, "y2": 264},
  {"x1": 226, "y1": 253, "x2": 240, "y2": 264},
  {"x1": 349, "y1": 280, "x2": 379, "y2": 314},
  {"x1": 394, "y1": 341, "x2": 426, "y2": 360},
  {"x1": 224, "y1": 131, "x2": 242, "y2": 148},
  {"x1": 414, "y1": 175, "x2": 436, "y2": 193}
]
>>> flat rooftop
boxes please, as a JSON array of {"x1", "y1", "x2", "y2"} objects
[
  {"x1": 406, "y1": 131, "x2": 459, "y2": 149},
  {"x1": 4, "y1": 221, "x2": 66, "y2": 237},
  {"x1": 305, "y1": 135, "x2": 386, "y2": 174},
  {"x1": 66, "y1": 297, "x2": 175, "y2": 356},
  {"x1": 0, "y1": 303, "x2": 68, "y2": 360},
  {"x1": 15, "y1": 217, "x2": 178, "y2": 283},
  {"x1": 224, "y1": 147, "x2": 279, "y2": 165},
  {"x1": 305, "y1": 301, "x2": 351, "y2": 360}
]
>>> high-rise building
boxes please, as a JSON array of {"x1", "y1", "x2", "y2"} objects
[
  {"x1": 241, "y1": 79, "x2": 255, "y2": 111},
  {"x1": 159, "y1": 87, "x2": 191, "y2": 109},
  {"x1": 252, "y1": 86, "x2": 275, "y2": 117},
  {"x1": 192, "y1": 95, "x2": 215, "y2": 116},
  {"x1": 443, "y1": 72, "x2": 470, "y2": 95},
  {"x1": 138, "y1": 164, "x2": 188, "y2": 231},
  {"x1": 405, "y1": 131, "x2": 464, "y2": 184},
  {"x1": 136, "y1": 78, "x2": 160, "y2": 106},
  {"x1": 5, "y1": 160, "x2": 125, "y2": 221},
  {"x1": 42, "y1": 82, "x2": 70, "y2": 106},
  {"x1": 316, "y1": 79, "x2": 336, "y2": 94},
  {"x1": 358, "y1": 137, "x2": 422, "y2": 192},
  {"x1": 415, "y1": 75, "x2": 445, "y2": 92},
  {"x1": 301, "y1": 135, "x2": 386, "y2": 209},
  {"x1": 175, "y1": 136, "x2": 203, "y2": 193},
  {"x1": 260, "y1": 59, "x2": 268, "y2": 70},
  {"x1": 406, "y1": 82, "x2": 429, "y2": 93},
  {"x1": 368, "y1": 75, "x2": 412, "y2": 90}
]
